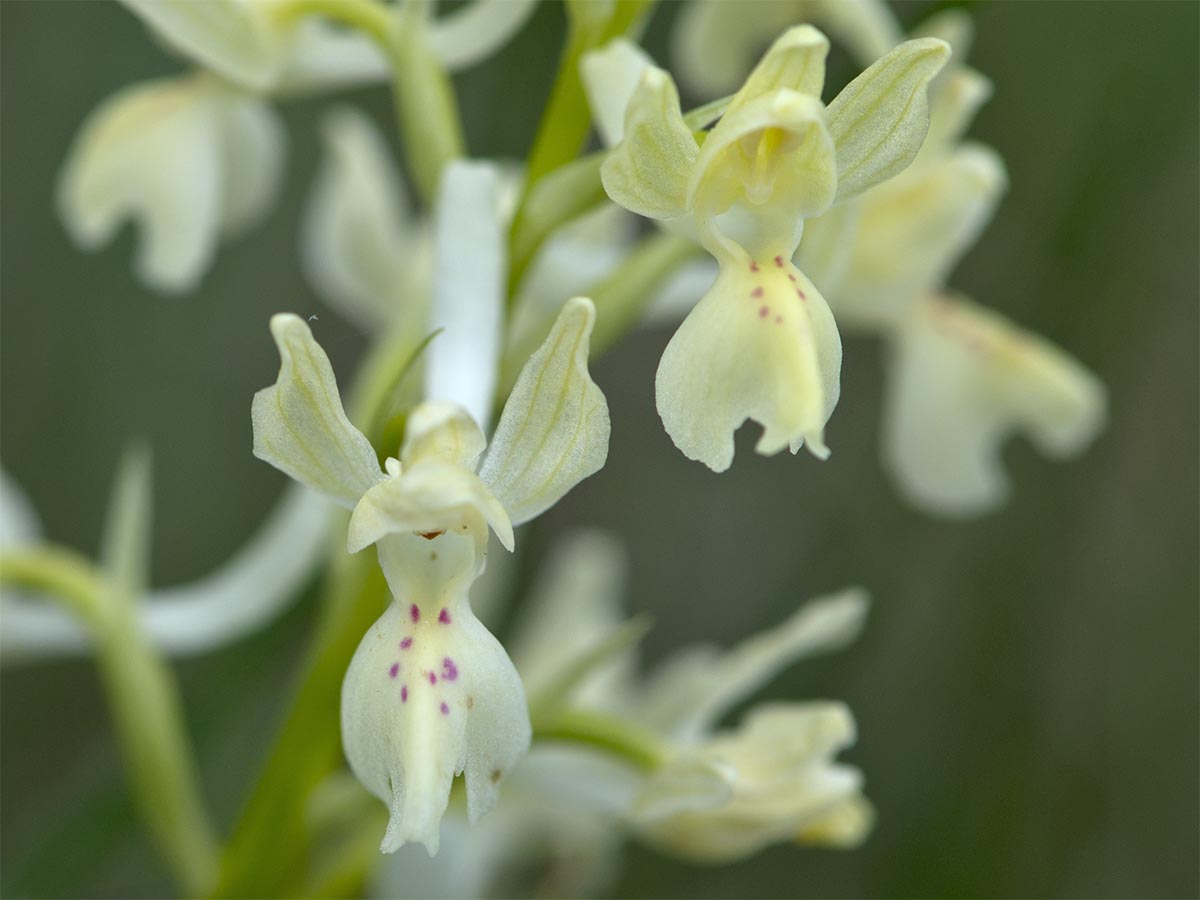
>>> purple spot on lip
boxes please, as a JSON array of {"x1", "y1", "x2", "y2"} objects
[
  {"x1": 401, "y1": 685, "x2": 408, "y2": 702},
  {"x1": 409, "y1": 604, "x2": 420, "y2": 623},
  {"x1": 751, "y1": 286, "x2": 764, "y2": 299},
  {"x1": 442, "y1": 657, "x2": 458, "y2": 681},
  {"x1": 438, "y1": 608, "x2": 451, "y2": 624},
  {"x1": 388, "y1": 662, "x2": 399, "y2": 678},
  {"x1": 440, "y1": 702, "x2": 450, "y2": 715},
  {"x1": 428, "y1": 671, "x2": 437, "y2": 685},
  {"x1": 400, "y1": 637, "x2": 412, "y2": 650}
]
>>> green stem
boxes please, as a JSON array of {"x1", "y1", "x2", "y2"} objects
[
  {"x1": 0, "y1": 549, "x2": 219, "y2": 896},
  {"x1": 275, "y1": 0, "x2": 464, "y2": 206},
  {"x1": 213, "y1": 555, "x2": 388, "y2": 898},
  {"x1": 534, "y1": 708, "x2": 667, "y2": 770}
]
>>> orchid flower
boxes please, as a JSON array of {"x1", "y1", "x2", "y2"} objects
[
  {"x1": 798, "y1": 11, "x2": 1108, "y2": 515},
  {"x1": 251, "y1": 290, "x2": 610, "y2": 853},
  {"x1": 589, "y1": 27, "x2": 949, "y2": 470}
]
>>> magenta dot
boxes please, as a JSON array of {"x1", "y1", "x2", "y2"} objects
[
  {"x1": 400, "y1": 637, "x2": 412, "y2": 650},
  {"x1": 442, "y1": 657, "x2": 458, "y2": 681},
  {"x1": 759, "y1": 306, "x2": 769, "y2": 318},
  {"x1": 796, "y1": 288, "x2": 807, "y2": 300},
  {"x1": 751, "y1": 286, "x2": 764, "y2": 299},
  {"x1": 774, "y1": 255, "x2": 784, "y2": 267},
  {"x1": 428, "y1": 671, "x2": 437, "y2": 685},
  {"x1": 388, "y1": 662, "x2": 399, "y2": 678},
  {"x1": 401, "y1": 685, "x2": 408, "y2": 702},
  {"x1": 409, "y1": 604, "x2": 420, "y2": 623},
  {"x1": 775, "y1": 315, "x2": 783, "y2": 324},
  {"x1": 787, "y1": 273, "x2": 796, "y2": 282},
  {"x1": 438, "y1": 608, "x2": 451, "y2": 625},
  {"x1": 749, "y1": 261, "x2": 759, "y2": 272},
  {"x1": 440, "y1": 702, "x2": 450, "y2": 715}
]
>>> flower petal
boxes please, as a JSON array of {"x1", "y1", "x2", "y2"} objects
[
  {"x1": 479, "y1": 298, "x2": 610, "y2": 527},
  {"x1": 58, "y1": 76, "x2": 223, "y2": 294},
  {"x1": 883, "y1": 295, "x2": 1108, "y2": 516},
  {"x1": 827, "y1": 37, "x2": 950, "y2": 203},
  {"x1": 600, "y1": 67, "x2": 698, "y2": 220},
  {"x1": 214, "y1": 89, "x2": 285, "y2": 237},
  {"x1": 252, "y1": 314, "x2": 384, "y2": 508},
  {"x1": 303, "y1": 106, "x2": 425, "y2": 332},
  {"x1": 341, "y1": 584, "x2": 530, "y2": 854},
  {"x1": 637, "y1": 588, "x2": 868, "y2": 739},
  {"x1": 655, "y1": 256, "x2": 841, "y2": 471},
  {"x1": 401, "y1": 401, "x2": 489, "y2": 471},
  {"x1": 428, "y1": 0, "x2": 537, "y2": 70},
  {"x1": 425, "y1": 161, "x2": 507, "y2": 433},
  {"x1": 634, "y1": 702, "x2": 866, "y2": 862},
  {"x1": 833, "y1": 142, "x2": 1007, "y2": 329},
  {"x1": 724, "y1": 25, "x2": 829, "y2": 115},
  {"x1": 119, "y1": 0, "x2": 284, "y2": 91},
  {"x1": 581, "y1": 38, "x2": 656, "y2": 147}
]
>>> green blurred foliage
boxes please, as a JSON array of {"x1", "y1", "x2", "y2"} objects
[{"x1": 1, "y1": 1, "x2": 1196, "y2": 898}]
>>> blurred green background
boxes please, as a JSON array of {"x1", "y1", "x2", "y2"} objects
[{"x1": 1, "y1": 1, "x2": 1196, "y2": 897}]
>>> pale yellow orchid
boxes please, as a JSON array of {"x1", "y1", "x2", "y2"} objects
[
  {"x1": 251, "y1": 297, "x2": 610, "y2": 854},
  {"x1": 597, "y1": 26, "x2": 949, "y2": 470}
]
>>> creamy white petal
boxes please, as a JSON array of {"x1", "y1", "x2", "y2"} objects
[
  {"x1": 637, "y1": 588, "x2": 868, "y2": 739},
  {"x1": 883, "y1": 295, "x2": 1108, "y2": 517},
  {"x1": 303, "y1": 106, "x2": 425, "y2": 332},
  {"x1": 428, "y1": 0, "x2": 537, "y2": 70},
  {"x1": 640, "y1": 256, "x2": 719, "y2": 327},
  {"x1": 633, "y1": 702, "x2": 865, "y2": 862},
  {"x1": 252, "y1": 313, "x2": 384, "y2": 508},
  {"x1": 401, "y1": 402, "x2": 489, "y2": 471},
  {"x1": 600, "y1": 67, "x2": 698, "y2": 220},
  {"x1": 834, "y1": 143, "x2": 1007, "y2": 329},
  {"x1": 341, "y1": 555, "x2": 529, "y2": 854},
  {"x1": 918, "y1": 66, "x2": 993, "y2": 165},
  {"x1": 214, "y1": 90, "x2": 285, "y2": 236},
  {"x1": 581, "y1": 38, "x2": 656, "y2": 147},
  {"x1": 425, "y1": 161, "x2": 507, "y2": 433},
  {"x1": 275, "y1": 21, "x2": 390, "y2": 94},
  {"x1": 827, "y1": 37, "x2": 950, "y2": 203},
  {"x1": 120, "y1": 0, "x2": 284, "y2": 92},
  {"x1": 58, "y1": 76, "x2": 222, "y2": 294},
  {"x1": 723, "y1": 25, "x2": 828, "y2": 116},
  {"x1": 348, "y1": 461, "x2": 513, "y2": 556},
  {"x1": 793, "y1": 199, "x2": 859, "y2": 297},
  {"x1": 655, "y1": 256, "x2": 841, "y2": 472},
  {"x1": 0, "y1": 468, "x2": 41, "y2": 548},
  {"x1": 480, "y1": 298, "x2": 610, "y2": 526},
  {"x1": 689, "y1": 88, "x2": 836, "y2": 255}
]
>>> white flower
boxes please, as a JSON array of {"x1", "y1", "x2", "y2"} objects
[
  {"x1": 57, "y1": 74, "x2": 283, "y2": 294},
  {"x1": 588, "y1": 28, "x2": 949, "y2": 470},
  {"x1": 797, "y1": 11, "x2": 1108, "y2": 515},
  {"x1": 251, "y1": 294, "x2": 610, "y2": 854}
]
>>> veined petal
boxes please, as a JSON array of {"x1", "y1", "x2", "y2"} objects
[
  {"x1": 834, "y1": 143, "x2": 1007, "y2": 329},
  {"x1": 348, "y1": 460, "x2": 513, "y2": 556},
  {"x1": 581, "y1": 38, "x2": 656, "y2": 147},
  {"x1": 633, "y1": 702, "x2": 866, "y2": 862},
  {"x1": 425, "y1": 161, "x2": 507, "y2": 433},
  {"x1": 827, "y1": 37, "x2": 950, "y2": 203},
  {"x1": 480, "y1": 298, "x2": 610, "y2": 527},
  {"x1": 58, "y1": 76, "x2": 222, "y2": 294},
  {"x1": 637, "y1": 589, "x2": 868, "y2": 739},
  {"x1": 883, "y1": 295, "x2": 1108, "y2": 517},
  {"x1": 341, "y1": 584, "x2": 530, "y2": 855},
  {"x1": 724, "y1": 25, "x2": 829, "y2": 115},
  {"x1": 252, "y1": 314, "x2": 384, "y2": 508},
  {"x1": 655, "y1": 256, "x2": 841, "y2": 472},
  {"x1": 600, "y1": 67, "x2": 698, "y2": 220},
  {"x1": 428, "y1": 0, "x2": 537, "y2": 71},
  {"x1": 690, "y1": 89, "x2": 836, "y2": 252},
  {"x1": 303, "y1": 106, "x2": 425, "y2": 332},
  {"x1": 119, "y1": 0, "x2": 284, "y2": 92},
  {"x1": 275, "y1": 20, "x2": 390, "y2": 94}
]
